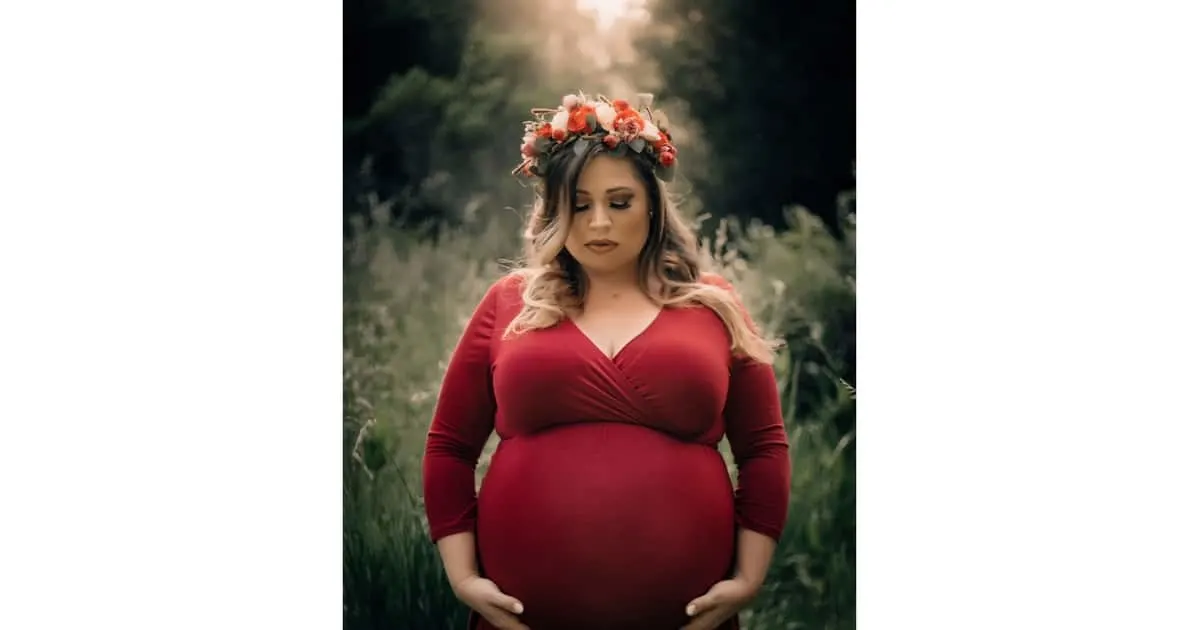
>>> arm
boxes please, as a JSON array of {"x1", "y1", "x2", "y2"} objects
[
  {"x1": 684, "y1": 321, "x2": 792, "y2": 627},
  {"x1": 732, "y1": 526, "x2": 778, "y2": 591},
  {"x1": 436, "y1": 531, "x2": 482, "y2": 590},
  {"x1": 700, "y1": 272, "x2": 793, "y2": 544},
  {"x1": 724, "y1": 353, "x2": 792, "y2": 584},
  {"x1": 422, "y1": 279, "x2": 501, "y2": 552},
  {"x1": 423, "y1": 280, "x2": 530, "y2": 628}
]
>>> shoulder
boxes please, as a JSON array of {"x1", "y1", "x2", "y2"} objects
[
  {"x1": 695, "y1": 270, "x2": 756, "y2": 327},
  {"x1": 480, "y1": 272, "x2": 527, "y2": 317},
  {"x1": 491, "y1": 272, "x2": 525, "y2": 298},
  {"x1": 697, "y1": 271, "x2": 737, "y2": 294}
]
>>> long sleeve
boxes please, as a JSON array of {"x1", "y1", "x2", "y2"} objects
[
  {"x1": 724, "y1": 354, "x2": 792, "y2": 541},
  {"x1": 421, "y1": 280, "x2": 501, "y2": 543},
  {"x1": 701, "y1": 272, "x2": 792, "y2": 541}
]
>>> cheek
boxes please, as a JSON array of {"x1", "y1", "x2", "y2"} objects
[
  {"x1": 622, "y1": 209, "x2": 651, "y2": 238},
  {"x1": 566, "y1": 215, "x2": 588, "y2": 242},
  {"x1": 563, "y1": 216, "x2": 590, "y2": 255}
]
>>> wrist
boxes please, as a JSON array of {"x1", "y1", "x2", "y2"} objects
[
  {"x1": 450, "y1": 573, "x2": 481, "y2": 595},
  {"x1": 732, "y1": 573, "x2": 764, "y2": 593}
]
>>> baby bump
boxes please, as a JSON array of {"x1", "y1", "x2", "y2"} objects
[{"x1": 476, "y1": 422, "x2": 736, "y2": 629}]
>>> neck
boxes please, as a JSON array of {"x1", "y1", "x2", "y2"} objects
[{"x1": 581, "y1": 266, "x2": 641, "y2": 298}]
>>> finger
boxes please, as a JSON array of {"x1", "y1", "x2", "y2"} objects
[
  {"x1": 686, "y1": 593, "x2": 717, "y2": 617},
  {"x1": 489, "y1": 590, "x2": 525, "y2": 615},
  {"x1": 680, "y1": 606, "x2": 726, "y2": 630},
  {"x1": 481, "y1": 607, "x2": 530, "y2": 630}
]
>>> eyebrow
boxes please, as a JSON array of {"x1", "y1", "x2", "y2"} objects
[{"x1": 576, "y1": 186, "x2": 635, "y2": 195}]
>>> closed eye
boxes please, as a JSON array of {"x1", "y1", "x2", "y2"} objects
[{"x1": 573, "y1": 200, "x2": 632, "y2": 212}]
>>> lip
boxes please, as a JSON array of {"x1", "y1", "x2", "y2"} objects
[{"x1": 585, "y1": 240, "x2": 618, "y2": 252}]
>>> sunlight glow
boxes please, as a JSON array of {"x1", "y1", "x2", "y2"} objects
[{"x1": 576, "y1": 0, "x2": 645, "y2": 30}]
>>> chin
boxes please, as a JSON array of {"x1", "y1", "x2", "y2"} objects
[
  {"x1": 577, "y1": 256, "x2": 635, "y2": 276},
  {"x1": 578, "y1": 258, "x2": 616, "y2": 273}
]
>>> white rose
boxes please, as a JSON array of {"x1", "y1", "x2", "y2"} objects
[
  {"x1": 523, "y1": 132, "x2": 536, "y2": 145},
  {"x1": 551, "y1": 110, "x2": 569, "y2": 133},
  {"x1": 562, "y1": 94, "x2": 580, "y2": 109},
  {"x1": 594, "y1": 103, "x2": 616, "y2": 131},
  {"x1": 641, "y1": 122, "x2": 662, "y2": 142}
]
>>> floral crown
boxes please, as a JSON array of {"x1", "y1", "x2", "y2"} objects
[{"x1": 513, "y1": 91, "x2": 678, "y2": 183}]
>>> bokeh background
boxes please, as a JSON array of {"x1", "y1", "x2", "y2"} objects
[{"x1": 343, "y1": 1, "x2": 855, "y2": 628}]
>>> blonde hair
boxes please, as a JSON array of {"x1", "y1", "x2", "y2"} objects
[{"x1": 501, "y1": 146, "x2": 778, "y2": 364}]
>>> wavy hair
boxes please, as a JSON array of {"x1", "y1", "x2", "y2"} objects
[{"x1": 501, "y1": 142, "x2": 778, "y2": 364}]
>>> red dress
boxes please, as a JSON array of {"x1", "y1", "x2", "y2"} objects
[{"x1": 422, "y1": 273, "x2": 791, "y2": 630}]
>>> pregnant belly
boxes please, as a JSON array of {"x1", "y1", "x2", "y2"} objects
[{"x1": 476, "y1": 422, "x2": 736, "y2": 630}]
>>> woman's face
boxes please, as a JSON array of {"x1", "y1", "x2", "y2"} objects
[{"x1": 563, "y1": 154, "x2": 652, "y2": 279}]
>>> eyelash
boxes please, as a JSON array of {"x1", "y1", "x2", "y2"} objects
[{"x1": 574, "y1": 201, "x2": 631, "y2": 212}]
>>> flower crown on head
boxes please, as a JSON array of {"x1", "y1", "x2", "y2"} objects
[{"x1": 513, "y1": 91, "x2": 678, "y2": 183}]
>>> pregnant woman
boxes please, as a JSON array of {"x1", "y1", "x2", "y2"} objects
[{"x1": 422, "y1": 92, "x2": 792, "y2": 630}]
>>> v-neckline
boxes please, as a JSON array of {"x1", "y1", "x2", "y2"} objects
[{"x1": 566, "y1": 308, "x2": 665, "y2": 363}]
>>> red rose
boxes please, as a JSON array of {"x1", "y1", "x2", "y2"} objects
[
  {"x1": 612, "y1": 110, "x2": 644, "y2": 140},
  {"x1": 567, "y1": 104, "x2": 595, "y2": 133},
  {"x1": 612, "y1": 99, "x2": 630, "y2": 112},
  {"x1": 659, "y1": 150, "x2": 676, "y2": 166},
  {"x1": 536, "y1": 123, "x2": 553, "y2": 138},
  {"x1": 521, "y1": 143, "x2": 535, "y2": 157},
  {"x1": 552, "y1": 128, "x2": 566, "y2": 141},
  {"x1": 603, "y1": 134, "x2": 619, "y2": 148}
]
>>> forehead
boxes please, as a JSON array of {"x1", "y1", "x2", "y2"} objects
[{"x1": 576, "y1": 154, "x2": 641, "y2": 193}]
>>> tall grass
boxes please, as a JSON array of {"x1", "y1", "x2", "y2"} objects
[{"x1": 343, "y1": 206, "x2": 855, "y2": 629}]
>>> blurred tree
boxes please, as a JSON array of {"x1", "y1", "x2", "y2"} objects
[
  {"x1": 637, "y1": 0, "x2": 855, "y2": 238},
  {"x1": 344, "y1": 0, "x2": 475, "y2": 119},
  {"x1": 344, "y1": 0, "x2": 477, "y2": 235},
  {"x1": 343, "y1": 0, "x2": 609, "y2": 237}
]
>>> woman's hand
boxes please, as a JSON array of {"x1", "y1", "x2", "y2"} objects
[
  {"x1": 680, "y1": 576, "x2": 759, "y2": 630},
  {"x1": 452, "y1": 576, "x2": 529, "y2": 630}
]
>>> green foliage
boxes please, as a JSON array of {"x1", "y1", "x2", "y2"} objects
[
  {"x1": 343, "y1": 205, "x2": 855, "y2": 629},
  {"x1": 344, "y1": 481, "x2": 466, "y2": 629},
  {"x1": 635, "y1": 0, "x2": 856, "y2": 232},
  {"x1": 347, "y1": 21, "x2": 555, "y2": 227},
  {"x1": 723, "y1": 209, "x2": 857, "y2": 429},
  {"x1": 344, "y1": 212, "x2": 523, "y2": 628},
  {"x1": 703, "y1": 210, "x2": 856, "y2": 630}
]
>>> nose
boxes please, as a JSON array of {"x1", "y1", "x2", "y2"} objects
[{"x1": 588, "y1": 206, "x2": 613, "y2": 228}]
